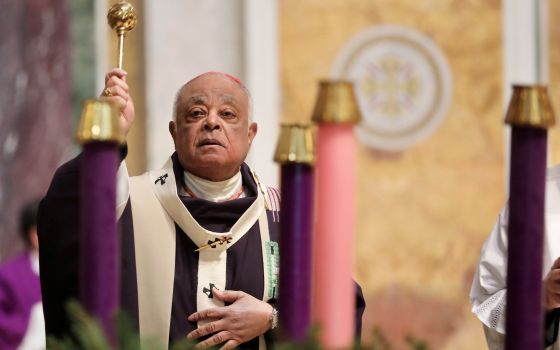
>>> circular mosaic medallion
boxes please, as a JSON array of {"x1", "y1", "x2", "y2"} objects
[{"x1": 331, "y1": 25, "x2": 452, "y2": 151}]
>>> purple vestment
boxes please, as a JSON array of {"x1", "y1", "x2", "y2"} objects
[{"x1": 0, "y1": 252, "x2": 42, "y2": 350}]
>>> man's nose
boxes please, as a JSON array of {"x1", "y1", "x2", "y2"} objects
[{"x1": 203, "y1": 112, "x2": 221, "y2": 131}]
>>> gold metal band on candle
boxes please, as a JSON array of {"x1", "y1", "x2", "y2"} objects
[
  {"x1": 76, "y1": 99, "x2": 125, "y2": 144},
  {"x1": 107, "y1": 1, "x2": 137, "y2": 69},
  {"x1": 505, "y1": 85, "x2": 555, "y2": 128},
  {"x1": 311, "y1": 80, "x2": 362, "y2": 124},
  {"x1": 274, "y1": 124, "x2": 315, "y2": 165}
]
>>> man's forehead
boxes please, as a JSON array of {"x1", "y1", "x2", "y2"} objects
[
  {"x1": 183, "y1": 72, "x2": 245, "y2": 93},
  {"x1": 185, "y1": 93, "x2": 240, "y2": 105},
  {"x1": 189, "y1": 71, "x2": 246, "y2": 88},
  {"x1": 179, "y1": 73, "x2": 249, "y2": 104}
]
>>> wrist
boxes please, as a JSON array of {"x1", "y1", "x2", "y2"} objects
[
  {"x1": 545, "y1": 296, "x2": 560, "y2": 311},
  {"x1": 544, "y1": 285, "x2": 560, "y2": 311}
]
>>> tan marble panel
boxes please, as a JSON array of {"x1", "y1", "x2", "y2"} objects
[
  {"x1": 0, "y1": 0, "x2": 72, "y2": 260},
  {"x1": 107, "y1": 0, "x2": 147, "y2": 176},
  {"x1": 281, "y1": 0, "x2": 502, "y2": 348},
  {"x1": 548, "y1": 0, "x2": 560, "y2": 165}
]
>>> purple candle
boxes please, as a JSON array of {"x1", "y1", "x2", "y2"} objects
[
  {"x1": 80, "y1": 142, "x2": 120, "y2": 343},
  {"x1": 278, "y1": 164, "x2": 314, "y2": 340},
  {"x1": 504, "y1": 85, "x2": 555, "y2": 350},
  {"x1": 506, "y1": 127, "x2": 547, "y2": 350},
  {"x1": 274, "y1": 124, "x2": 315, "y2": 342},
  {"x1": 76, "y1": 100, "x2": 124, "y2": 345}
]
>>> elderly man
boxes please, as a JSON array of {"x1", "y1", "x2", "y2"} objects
[{"x1": 39, "y1": 69, "x2": 365, "y2": 349}]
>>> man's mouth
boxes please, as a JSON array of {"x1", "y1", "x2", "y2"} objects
[{"x1": 197, "y1": 139, "x2": 223, "y2": 147}]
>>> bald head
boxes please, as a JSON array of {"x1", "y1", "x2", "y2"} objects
[{"x1": 173, "y1": 72, "x2": 253, "y2": 122}]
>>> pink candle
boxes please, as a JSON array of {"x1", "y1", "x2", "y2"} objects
[
  {"x1": 311, "y1": 81, "x2": 361, "y2": 349},
  {"x1": 314, "y1": 124, "x2": 356, "y2": 347}
]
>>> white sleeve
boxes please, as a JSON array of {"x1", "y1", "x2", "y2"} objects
[
  {"x1": 116, "y1": 161, "x2": 130, "y2": 219},
  {"x1": 483, "y1": 324, "x2": 505, "y2": 350},
  {"x1": 470, "y1": 205, "x2": 509, "y2": 337},
  {"x1": 17, "y1": 302, "x2": 45, "y2": 350}
]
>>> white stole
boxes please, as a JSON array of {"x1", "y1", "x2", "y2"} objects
[{"x1": 129, "y1": 158, "x2": 277, "y2": 349}]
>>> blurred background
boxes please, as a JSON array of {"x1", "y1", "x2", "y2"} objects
[{"x1": 2, "y1": 0, "x2": 560, "y2": 348}]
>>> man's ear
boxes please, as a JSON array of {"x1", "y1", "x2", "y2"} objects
[
  {"x1": 248, "y1": 122, "x2": 257, "y2": 145},
  {"x1": 169, "y1": 121, "x2": 177, "y2": 144},
  {"x1": 28, "y1": 227, "x2": 39, "y2": 251}
]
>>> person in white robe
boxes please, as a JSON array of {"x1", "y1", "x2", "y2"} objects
[{"x1": 470, "y1": 165, "x2": 560, "y2": 350}]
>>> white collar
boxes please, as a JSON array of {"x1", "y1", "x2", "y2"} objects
[{"x1": 183, "y1": 170, "x2": 243, "y2": 202}]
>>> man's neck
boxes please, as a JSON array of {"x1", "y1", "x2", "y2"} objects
[{"x1": 183, "y1": 170, "x2": 244, "y2": 202}]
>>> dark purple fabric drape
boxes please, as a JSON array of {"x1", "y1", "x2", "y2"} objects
[
  {"x1": 505, "y1": 126, "x2": 548, "y2": 350},
  {"x1": 278, "y1": 163, "x2": 314, "y2": 341},
  {"x1": 80, "y1": 142, "x2": 120, "y2": 345}
]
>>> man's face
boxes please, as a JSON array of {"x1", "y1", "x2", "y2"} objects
[{"x1": 169, "y1": 74, "x2": 257, "y2": 181}]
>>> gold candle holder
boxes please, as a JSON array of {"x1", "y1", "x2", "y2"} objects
[
  {"x1": 76, "y1": 99, "x2": 125, "y2": 145},
  {"x1": 311, "y1": 80, "x2": 362, "y2": 124},
  {"x1": 504, "y1": 85, "x2": 555, "y2": 128},
  {"x1": 107, "y1": 1, "x2": 137, "y2": 69},
  {"x1": 274, "y1": 124, "x2": 316, "y2": 165}
]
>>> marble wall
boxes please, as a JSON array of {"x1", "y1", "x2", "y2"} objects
[
  {"x1": 105, "y1": 0, "x2": 147, "y2": 176},
  {"x1": 547, "y1": 0, "x2": 560, "y2": 164},
  {"x1": 280, "y1": 0, "x2": 503, "y2": 348},
  {"x1": 0, "y1": 0, "x2": 72, "y2": 260}
]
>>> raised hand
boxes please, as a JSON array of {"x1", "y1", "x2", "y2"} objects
[
  {"x1": 101, "y1": 68, "x2": 135, "y2": 137},
  {"x1": 187, "y1": 288, "x2": 273, "y2": 349}
]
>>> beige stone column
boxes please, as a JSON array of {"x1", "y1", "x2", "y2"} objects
[
  {"x1": 106, "y1": 0, "x2": 147, "y2": 175},
  {"x1": 0, "y1": 0, "x2": 72, "y2": 259}
]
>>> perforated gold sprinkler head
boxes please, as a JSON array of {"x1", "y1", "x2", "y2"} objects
[{"x1": 107, "y1": 1, "x2": 137, "y2": 69}]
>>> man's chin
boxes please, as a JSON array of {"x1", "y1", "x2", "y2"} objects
[
  {"x1": 187, "y1": 156, "x2": 229, "y2": 174},
  {"x1": 196, "y1": 154, "x2": 226, "y2": 165}
]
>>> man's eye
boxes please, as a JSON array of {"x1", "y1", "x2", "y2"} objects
[
  {"x1": 189, "y1": 110, "x2": 206, "y2": 118},
  {"x1": 221, "y1": 111, "x2": 236, "y2": 119}
]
